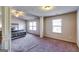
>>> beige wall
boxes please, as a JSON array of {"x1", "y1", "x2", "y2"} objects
[
  {"x1": 22, "y1": 12, "x2": 77, "y2": 43},
  {"x1": 11, "y1": 17, "x2": 26, "y2": 30},
  {"x1": 44, "y1": 12, "x2": 77, "y2": 43},
  {"x1": 27, "y1": 19, "x2": 40, "y2": 35}
]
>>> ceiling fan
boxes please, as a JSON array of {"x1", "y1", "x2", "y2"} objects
[{"x1": 11, "y1": 9, "x2": 24, "y2": 17}]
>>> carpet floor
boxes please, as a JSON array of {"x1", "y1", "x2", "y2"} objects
[{"x1": 11, "y1": 34, "x2": 79, "y2": 52}]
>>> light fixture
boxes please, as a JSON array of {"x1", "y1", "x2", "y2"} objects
[
  {"x1": 41, "y1": 6, "x2": 53, "y2": 11},
  {"x1": 11, "y1": 9, "x2": 24, "y2": 17}
]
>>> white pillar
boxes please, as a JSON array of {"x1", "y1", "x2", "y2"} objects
[
  {"x1": 40, "y1": 16, "x2": 44, "y2": 38},
  {"x1": 77, "y1": 10, "x2": 79, "y2": 48},
  {"x1": 1, "y1": 7, "x2": 11, "y2": 51}
]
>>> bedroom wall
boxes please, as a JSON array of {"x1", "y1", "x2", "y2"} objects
[
  {"x1": 26, "y1": 18, "x2": 40, "y2": 35},
  {"x1": 44, "y1": 12, "x2": 77, "y2": 43},
  {"x1": 11, "y1": 17, "x2": 26, "y2": 31},
  {"x1": 0, "y1": 16, "x2": 26, "y2": 31}
]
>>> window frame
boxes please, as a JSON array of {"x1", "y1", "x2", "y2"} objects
[
  {"x1": 29, "y1": 21, "x2": 37, "y2": 31},
  {"x1": 52, "y1": 19, "x2": 62, "y2": 33}
]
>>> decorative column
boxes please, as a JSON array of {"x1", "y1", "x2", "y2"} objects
[
  {"x1": 40, "y1": 16, "x2": 44, "y2": 38},
  {"x1": 1, "y1": 7, "x2": 11, "y2": 51},
  {"x1": 77, "y1": 9, "x2": 79, "y2": 48}
]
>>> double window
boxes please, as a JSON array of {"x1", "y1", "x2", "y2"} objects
[
  {"x1": 29, "y1": 22, "x2": 37, "y2": 30},
  {"x1": 52, "y1": 19, "x2": 62, "y2": 33}
]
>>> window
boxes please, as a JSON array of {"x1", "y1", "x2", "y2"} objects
[
  {"x1": 29, "y1": 22, "x2": 37, "y2": 30},
  {"x1": 52, "y1": 19, "x2": 62, "y2": 33}
]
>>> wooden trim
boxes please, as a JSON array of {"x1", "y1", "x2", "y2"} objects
[
  {"x1": 44, "y1": 36, "x2": 77, "y2": 44},
  {"x1": 27, "y1": 32, "x2": 76, "y2": 44},
  {"x1": 27, "y1": 32, "x2": 40, "y2": 37}
]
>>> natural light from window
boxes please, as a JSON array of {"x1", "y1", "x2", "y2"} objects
[
  {"x1": 29, "y1": 22, "x2": 37, "y2": 31},
  {"x1": 52, "y1": 19, "x2": 62, "y2": 33}
]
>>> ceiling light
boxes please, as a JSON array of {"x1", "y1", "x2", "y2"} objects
[
  {"x1": 11, "y1": 9, "x2": 24, "y2": 17},
  {"x1": 14, "y1": 12, "x2": 20, "y2": 17},
  {"x1": 41, "y1": 6, "x2": 53, "y2": 11}
]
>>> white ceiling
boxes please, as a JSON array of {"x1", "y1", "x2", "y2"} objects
[
  {"x1": 11, "y1": 6, "x2": 79, "y2": 20},
  {"x1": 13, "y1": 6, "x2": 79, "y2": 16}
]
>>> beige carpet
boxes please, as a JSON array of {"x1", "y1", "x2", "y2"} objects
[{"x1": 11, "y1": 33, "x2": 79, "y2": 52}]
